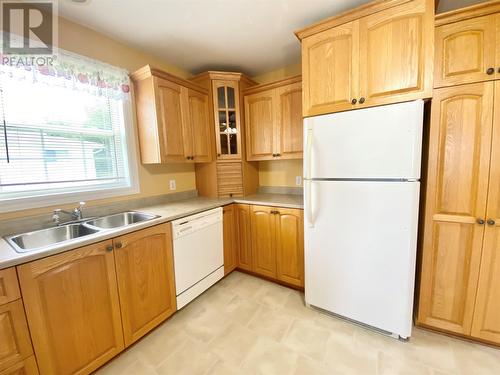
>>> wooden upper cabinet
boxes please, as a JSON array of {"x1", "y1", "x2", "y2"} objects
[
  {"x1": 131, "y1": 65, "x2": 212, "y2": 164},
  {"x1": 186, "y1": 88, "x2": 212, "y2": 162},
  {"x1": 17, "y1": 240, "x2": 125, "y2": 375},
  {"x1": 358, "y1": 0, "x2": 433, "y2": 107},
  {"x1": 235, "y1": 204, "x2": 252, "y2": 271},
  {"x1": 113, "y1": 223, "x2": 176, "y2": 347},
  {"x1": 155, "y1": 78, "x2": 187, "y2": 162},
  {"x1": 244, "y1": 89, "x2": 275, "y2": 160},
  {"x1": 250, "y1": 205, "x2": 277, "y2": 279},
  {"x1": 417, "y1": 82, "x2": 494, "y2": 335},
  {"x1": 223, "y1": 204, "x2": 238, "y2": 275},
  {"x1": 275, "y1": 208, "x2": 304, "y2": 287},
  {"x1": 435, "y1": 15, "x2": 497, "y2": 88},
  {"x1": 0, "y1": 300, "x2": 33, "y2": 372},
  {"x1": 244, "y1": 76, "x2": 302, "y2": 161},
  {"x1": 276, "y1": 81, "x2": 303, "y2": 159},
  {"x1": 301, "y1": 21, "x2": 359, "y2": 116},
  {"x1": 0, "y1": 268, "x2": 20, "y2": 305},
  {"x1": 298, "y1": 0, "x2": 433, "y2": 116},
  {"x1": 471, "y1": 82, "x2": 500, "y2": 345}
]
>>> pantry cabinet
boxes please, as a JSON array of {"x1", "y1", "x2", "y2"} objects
[
  {"x1": 223, "y1": 204, "x2": 238, "y2": 275},
  {"x1": 131, "y1": 65, "x2": 212, "y2": 163},
  {"x1": 17, "y1": 240, "x2": 125, "y2": 375},
  {"x1": 244, "y1": 76, "x2": 302, "y2": 161},
  {"x1": 114, "y1": 223, "x2": 177, "y2": 346},
  {"x1": 297, "y1": 0, "x2": 433, "y2": 116},
  {"x1": 434, "y1": 13, "x2": 499, "y2": 88},
  {"x1": 418, "y1": 81, "x2": 500, "y2": 345}
]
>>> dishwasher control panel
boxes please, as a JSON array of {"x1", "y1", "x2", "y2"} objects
[{"x1": 172, "y1": 207, "x2": 222, "y2": 239}]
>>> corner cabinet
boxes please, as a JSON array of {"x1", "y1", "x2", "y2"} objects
[
  {"x1": 297, "y1": 0, "x2": 434, "y2": 117},
  {"x1": 417, "y1": 81, "x2": 500, "y2": 346},
  {"x1": 131, "y1": 65, "x2": 212, "y2": 163},
  {"x1": 244, "y1": 76, "x2": 303, "y2": 161},
  {"x1": 17, "y1": 223, "x2": 177, "y2": 374}
]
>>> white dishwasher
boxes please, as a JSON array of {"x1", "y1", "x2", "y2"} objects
[{"x1": 172, "y1": 207, "x2": 223, "y2": 309}]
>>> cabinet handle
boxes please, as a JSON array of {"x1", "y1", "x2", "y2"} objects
[
  {"x1": 487, "y1": 219, "x2": 496, "y2": 226},
  {"x1": 498, "y1": 67, "x2": 500, "y2": 74},
  {"x1": 105, "y1": 245, "x2": 114, "y2": 252},
  {"x1": 351, "y1": 98, "x2": 357, "y2": 105},
  {"x1": 276, "y1": 153, "x2": 281, "y2": 157},
  {"x1": 271, "y1": 210, "x2": 280, "y2": 215},
  {"x1": 217, "y1": 153, "x2": 221, "y2": 157},
  {"x1": 272, "y1": 153, "x2": 277, "y2": 157},
  {"x1": 359, "y1": 97, "x2": 366, "y2": 104},
  {"x1": 115, "y1": 242, "x2": 123, "y2": 249},
  {"x1": 477, "y1": 218, "x2": 485, "y2": 225},
  {"x1": 487, "y1": 67, "x2": 495, "y2": 75}
]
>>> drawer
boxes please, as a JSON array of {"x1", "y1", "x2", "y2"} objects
[
  {"x1": 0, "y1": 268, "x2": 20, "y2": 305},
  {"x1": 0, "y1": 300, "x2": 34, "y2": 371},
  {"x1": 0, "y1": 356, "x2": 38, "y2": 375}
]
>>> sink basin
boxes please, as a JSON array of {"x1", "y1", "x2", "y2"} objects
[
  {"x1": 6, "y1": 224, "x2": 101, "y2": 253},
  {"x1": 84, "y1": 211, "x2": 159, "y2": 229}
]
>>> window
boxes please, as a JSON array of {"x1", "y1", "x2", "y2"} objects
[{"x1": 0, "y1": 48, "x2": 138, "y2": 212}]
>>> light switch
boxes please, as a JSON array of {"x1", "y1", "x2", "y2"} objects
[
  {"x1": 295, "y1": 176, "x2": 302, "y2": 186},
  {"x1": 169, "y1": 180, "x2": 176, "y2": 190}
]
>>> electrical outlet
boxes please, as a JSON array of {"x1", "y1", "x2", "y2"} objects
[
  {"x1": 295, "y1": 176, "x2": 302, "y2": 186},
  {"x1": 169, "y1": 180, "x2": 176, "y2": 191}
]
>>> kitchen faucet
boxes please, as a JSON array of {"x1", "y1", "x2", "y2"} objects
[{"x1": 52, "y1": 202, "x2": 86, "y2": 225}]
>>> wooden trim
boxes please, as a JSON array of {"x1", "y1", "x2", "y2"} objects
[
  {"x1": 189, "y1": 71, "x2": 258, "y2": 86},
  {"x1": 435, "y1": 0, "x2": 500, "y2": 26},
  {"x1": 416, "y1": 322, "x2": 500, "y2": 348},
  {"x1": 243, "y1": 75, "x2": 302, "y2": 95},
  {"x1": 130, "y1": 65, "x2": 208, "y2": 94},
  {"x1": 294, "y1": 0, "x2": 412, "y2": 40}
]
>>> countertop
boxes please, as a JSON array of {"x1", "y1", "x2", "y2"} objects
[{"x1": 0, "y1": 193, "x2": 303, "y2": 269}]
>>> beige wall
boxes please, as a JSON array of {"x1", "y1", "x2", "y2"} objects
[
  {"x1": 253, "y1": 63, "x2": 304, "y2": 187},
  {"x1": 2, "y1": 16, "x2": 195, "y2": 220}
]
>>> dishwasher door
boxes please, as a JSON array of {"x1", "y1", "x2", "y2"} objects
[{"x1": 172, "y1": 207, "x2": 223, "y2": 308}]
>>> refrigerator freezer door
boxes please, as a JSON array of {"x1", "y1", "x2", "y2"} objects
[
  {"x1": 304, "y1": 100, "x2": 423, "y2": 180},
  {"x1": 304, "y1": 180, "x2": 420, "y2": 338}
]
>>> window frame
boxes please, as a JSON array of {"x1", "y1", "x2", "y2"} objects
[{"x1": 0, "y1": 97, "x2": 140, "y2": 213}]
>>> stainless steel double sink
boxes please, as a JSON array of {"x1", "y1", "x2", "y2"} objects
[{"x1": 5, "y1": 211, "x2": 160, "y2": 253}]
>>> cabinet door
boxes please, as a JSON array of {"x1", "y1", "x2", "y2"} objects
[
  {"x1": 358, "y1": 0, "x2": 433, "y2": 107},
  {"x1": 0, "y1": 356, "x2": 38, "y2": 375},
  {"x1": 0, "y1": 300, "x2": 33, "y2": 372},
  {"x1": 275, "y1": 208, "x2": 304, "y2": 287},
  {"x1": 186, "y1": 88, "x2": 213, "y2": 162},
  {"x1": 155, "y1": 77, "x2": 188, "y2": 162},
  {"x1": 0, "y1": 268, "x2": 20, "y2": 305},
  {"x1": 235, "y1": 204, "x2": 252, "y2": 271},
  {"x1": 17, "y1": 241, "x2": 124, "y2": 375},
  {"x1": 223, "y1": 205, "x2": 237, "y2": 275},
  {"x1": 417, "y1": 83, "x2": 494, "y2": 335},
  {"x1": 250, "y1": 205, "x2": 277, "y2": 278},
  {"x1": 471, "y1": 82, "x2": 500, "y2": 345},
  {"x1": 435, "y1": 15, "x2": 497, "y2": 88},
  {"x1": 114, "y1": 223, "x2": 177, "y2": 347},
  {"x1": 276, "y1": 82, "x2": 303, "y2": 160},
  {"x1": 245, "y1": 89, "x2": 276, "y2": 161},
  {"x1": 213, "y1": 81, "x2": 242, "y2": 160},
  {"x1": 301, "y1": 21, "x2": 359, "y2": 116}
]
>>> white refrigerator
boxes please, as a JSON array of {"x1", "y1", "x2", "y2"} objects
[{"x1": 303, "y1": 100, "x2": 423, "y2": 339}]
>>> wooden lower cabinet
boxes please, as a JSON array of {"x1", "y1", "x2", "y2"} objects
[
  {"x1": 114, "y1": 223, "x2": 177, "y2": 346},
  {"x1": 235, "y1": 204, "x2": 253, "y2": 271},
  {"x1": 0, "y1": 300, "x2": 34, "y2": 372},
  {"x1": 0, "y1": 356, "x2": 38, "y2": 375},
  {"x1": 17, "y1": 240, "x2": 125, "y2": 375},
  {"x1": 276, "y1": 208, "x2": 304, "y2": 287},
  {"x1": 223, "y1": 205, "x2": 238, "y2": 275},
  {"x1": 250, "y1": 206, "x2": 277, "y2": 278},
  {"x1": 0, "y1": 268, "x2": 21, "y2": 305}
]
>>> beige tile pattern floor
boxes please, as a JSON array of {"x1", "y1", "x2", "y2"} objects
[{"x1": 97, "y1": 271, "x2": 500, "y2": 375}]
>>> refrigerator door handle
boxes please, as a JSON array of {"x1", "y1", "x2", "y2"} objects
[{"x1": 305, "y1": 179, "x2": 315, "y2": 228}]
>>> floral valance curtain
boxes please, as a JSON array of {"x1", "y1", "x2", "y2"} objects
[{"x1": 0, "y1": 34, "x2": 131, "y2": 100}]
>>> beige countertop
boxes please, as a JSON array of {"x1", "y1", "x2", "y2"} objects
[{"x1": 0, "y1": 194, "x2": 303, "y2": 269}]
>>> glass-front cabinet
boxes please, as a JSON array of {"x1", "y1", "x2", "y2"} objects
[{"x1": 213, "y1": 80, "x2": 242, "y2": 159}]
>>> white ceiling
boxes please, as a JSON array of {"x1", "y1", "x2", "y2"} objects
[{"x1": 58, "y1": 0, "x2": 370, "y2": 76}]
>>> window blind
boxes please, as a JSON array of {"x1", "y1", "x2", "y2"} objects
[{"x1": 0, "y1": 67, "x2": 131, "y2": 201}]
